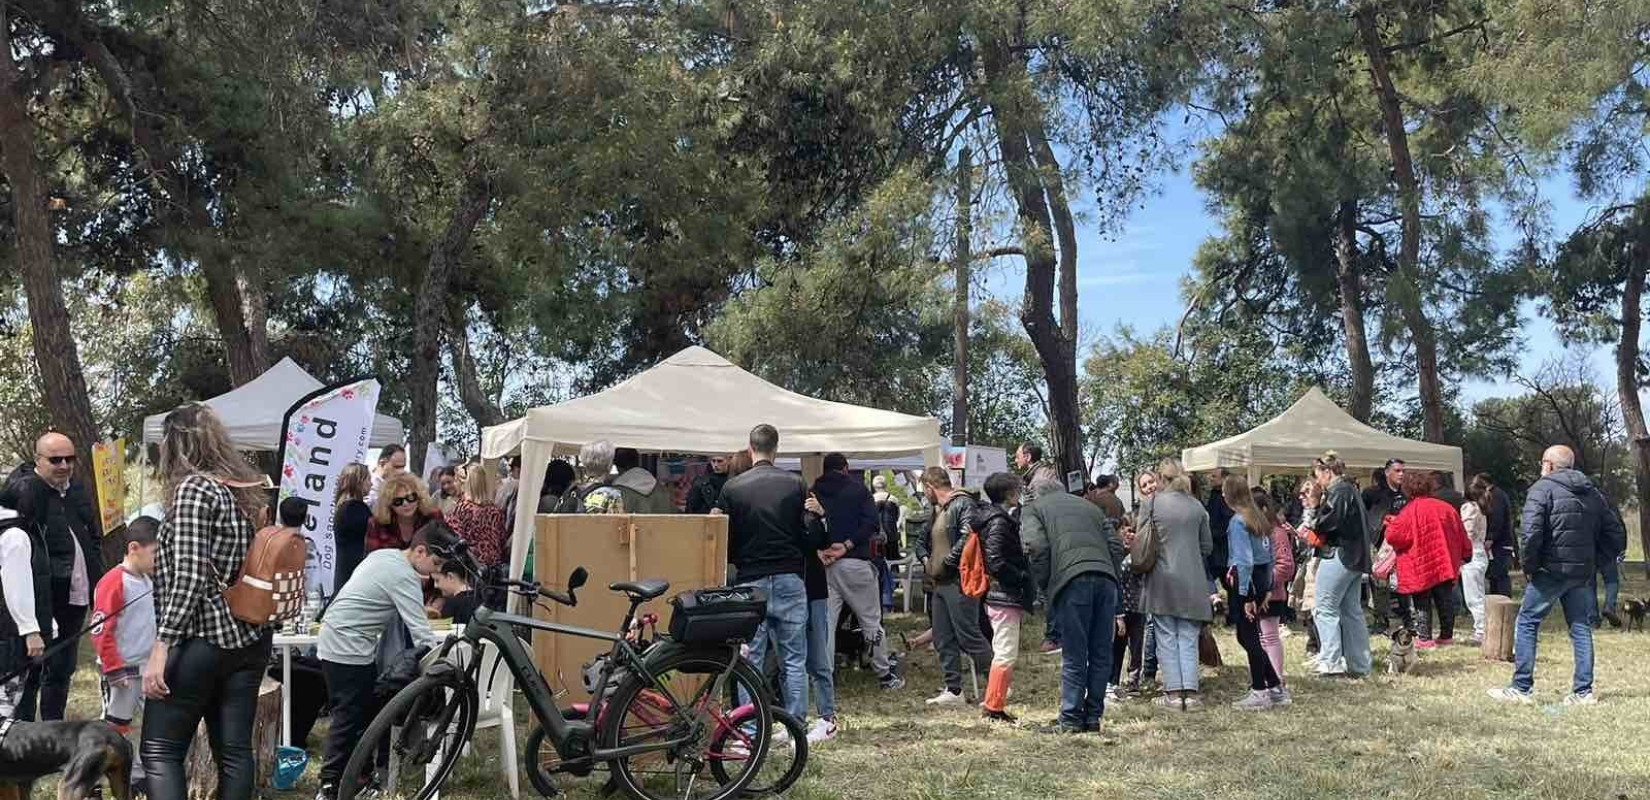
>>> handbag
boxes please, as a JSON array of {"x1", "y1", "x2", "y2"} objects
[
  {"x1": 1129, "y1": 495, "x2": 1160, "y2": 574},
  {"x1": 1372, "y1": 542, "x2": 1397, "y2": 582}
]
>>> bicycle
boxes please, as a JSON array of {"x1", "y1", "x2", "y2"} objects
[{"x1": 338, "y1": 568, "x2": 778, "y2": 800}]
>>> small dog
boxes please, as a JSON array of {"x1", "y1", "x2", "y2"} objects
[
  {"x1": 1624, "y1": 598, "x2": 1648, "y2": 633},
  {"x1": 1385, "y1": 628, "x2": 1419, "y2": 675},
  {"x1": 0, "y1": 720, "x2": 133, "y2": 800}
]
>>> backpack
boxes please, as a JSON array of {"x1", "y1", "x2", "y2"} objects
[
  {"x1": 222, "y1": 524, "x2": 308, "y2": 626},
  {"x1": 958, "y1": 531, "x2": 989, "y2": 599},
  {"x1": 1129, "y1": 495, "x2": 1161, "y2": 574}
]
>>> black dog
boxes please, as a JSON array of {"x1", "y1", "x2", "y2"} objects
[
  {"x1": 1625, "y1": 598, "x2": 1648, "y2": 633},
  {"x1": 0, "y1": 720, "x2": 133, "y2": 800}
]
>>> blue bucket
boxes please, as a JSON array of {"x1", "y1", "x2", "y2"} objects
[{"x1": 273, "y1": 746, "x2": 309, "y2": 790}]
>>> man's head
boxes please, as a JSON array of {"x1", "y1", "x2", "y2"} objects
[
  {"x1": 378, "y1": 444, "x2": 407, "y2": 476},
  {"x1": 708, "y1": 455, "x2": 729, "y2": 475},
  {"x1": 872, "y1": 475, "x2": 887, "y2": 492},
  {"x1": 823, "y1": 453, "x2": 849, "y2": 474},
  {"x1": 278, "y1": 496, "x2": 309, "y2": 529},
  {"x1": 920, "y1": 466, "x2": 952, "y2": 504},
  {"x1": 408, "y1": 521, "x2": 461, "y2": 578},
  {"x1": 544, "y1": 459, "x2": 577, "y2": 497},
  {"x1": 579, "y1": 440, "x2": 615, "y2": 480},
  {"x1": 1099, "y1": 474, "x2": 1120, "y2": 492},
  {"x1": 1541, "y1": 445, "x2": 1576, "y2": 476},
  {"x1": 1384, "y1": 459, "x2": 1406, "y2": 493},
  {"x1": 748, "y1": 424, "x2": 780, "y2": 462},
  {"x1": 437, "y1": 466, "x2": 459, "y2": 498},
  {"x1": 123, "y1": 516, "x2": 162, "y2": 575},
  {"x1": 984, "y1": 472, "x2": 1022, "y2": 507},
  {"x1": 614, "y1": 448, "x2": 641, "y2": 472},
  {"x1": 34, "y1": 432, "x2": 76, "y2": 488},
  {"x1": 1015, "y1": 442, "x2": 1043, "y2": 470}
]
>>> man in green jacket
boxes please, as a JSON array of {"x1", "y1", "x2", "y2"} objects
[
  {"x1": 914, "y1": 467, "x2": 992, "y2": 706},
  {"x1": 1021, "y1": 477, "x2": 1128, "y2": 734}
]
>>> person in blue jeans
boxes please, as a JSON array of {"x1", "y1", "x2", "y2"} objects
[
  {"x1": 715, "y1": 424, "x2": 828, "y2": 723},
  {"x1": 1590, "y1": 553, "x2": 1623, "y2": 629},
  {"x1": 1300, "y1": 452, "x2": 1374, "y2": 678},
  {"x1": 803, "y1": 545, "x2": 838, "y2": 743},
  {"x1": 1490, "y1": 445, "x2": 1626, "y2": 706}
]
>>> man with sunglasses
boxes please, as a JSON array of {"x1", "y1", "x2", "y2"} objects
[{"x1": 0, "y1": 432, "x2": 103, "y2": 720}]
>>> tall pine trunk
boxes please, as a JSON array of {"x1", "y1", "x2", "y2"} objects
[
  {"x1": 1358, "y1": 6, "x2": 1446, "y2": 442},
  {"x1": 1334, "y1": 199, "x2": 1376, "y2": 422},
  {"x1": 952, "y1": 146, "x2": 972, "y2": 447},
  {"x1": 1, "y1": 6, "x2": 103, "y2": 517},
  {"x1": 1616, "y1": 215, "x2": 1650, "y2": 578}
]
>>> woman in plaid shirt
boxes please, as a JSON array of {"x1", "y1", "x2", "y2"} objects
[{"x1": 139, "y1": 404, "x2": 273, "y2": 800}]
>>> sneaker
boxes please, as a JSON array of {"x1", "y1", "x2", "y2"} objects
[
  {"x1": 1180, "y1": 694, "x2": 1203, "y2": 709},
  {"x1": 1301, "y1": 655, "x2": 1322, "y2": 671},
  {"x1": 880, "y1": 673, "x2": 906, "y2": 691},
  {"x1": 1269, "y1": 687, "x2": 1292, "y2": 707},
  {"x1": 315, "y1": 786, "x2": 337, "y2": 800},
  {"x1": 1487, "y1": 686, "x2": 1534, "y2": 705},
  {"x1": 1561, "y1": 692, "x2": 1599, "y2": 707},
  {"x1": 1315, "y1": 658, "x2": 1348, "y2": 677},
  {"x1": 1415, "y1": 639, "x2": 1438, "y2": 651},
  {"x1": 1153, "y1": 694, "x2": 1186, "y2": 711},
  {"x1": 927, "y1": 688, "x2": 966, "y2": 706},
  {"x1": 1036, "y1": 721, "x2": 1085, "y2": 735},
  {"x1": 1435, "y1": 638, "x2": 1454, "y2": 647},
  {"x1": 1040, "y1": 640, "x2": 1063, "y2": 656},
  {"x1": 806, "y1": 718, "x2": 838, "y2": 744},
  {"x1": 1232, "y1": 690, "x2": 1274, "y2": 711},
  {"x1": 981, "y1": 708, "x2": 1018, "y2": 724}
]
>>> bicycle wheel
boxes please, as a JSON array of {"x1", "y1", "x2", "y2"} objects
[
  {"x1": 338, "y1": 672, "x2": 478, "y2": 800},
  {"x1": 600, "y1": 649, "x2": 773, "y2": 800},
  {"x1": 708, "y1": 707, "x2": 807, "y2": 796}
]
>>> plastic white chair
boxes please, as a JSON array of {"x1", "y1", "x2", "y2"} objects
[
  {"x1": 894, "y1": 557, "x2": 926, "y2": 613},
  {"x1": 391, "y1": 636, "x2": 524, "y2": 800}
]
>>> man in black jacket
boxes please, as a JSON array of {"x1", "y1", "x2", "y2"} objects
[
  {"x1": 714, "y1": 425, "x2": 826, "y2": 723},
  {"x1": 0, "y1": 432, "x2": 103, "y2": 721},
  {"x1": 813, "y1": 454, "x2": 903, "y2": 695},
  {"x1": 915, "y1": 467, "x2": 992, "y2": 706},
  {"x1": 685, "y1": 456, "x2": 730, "y2": 514},
  {"x1": 1489, "y1": 446, "x2": 1626, "y2": 706}
]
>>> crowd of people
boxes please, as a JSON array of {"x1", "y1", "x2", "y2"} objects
[{"x1": 0, "y1": 403, "x2": 1633, "y2": 800}]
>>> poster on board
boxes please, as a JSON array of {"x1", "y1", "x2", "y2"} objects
[{"x1": 90, "y1": 438, "x2": 126, "y2": 534}]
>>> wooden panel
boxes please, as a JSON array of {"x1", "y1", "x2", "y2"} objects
[{"x1": 532, "y1": 514, "x2": 728, "y2": 699}]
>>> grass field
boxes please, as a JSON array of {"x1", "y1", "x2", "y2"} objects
[{"x1": 45, "y1": 566, "x2": 1650, "y2": 800}]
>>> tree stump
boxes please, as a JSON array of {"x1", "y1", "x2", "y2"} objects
[
  {"x1": 187, "y1": 678, "x2": 282, "y2": 799},
  {"x1": 1482, "y1": 595, "x2": 1518, "y2": 662}
]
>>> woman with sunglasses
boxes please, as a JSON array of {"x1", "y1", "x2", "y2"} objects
[{"x1": 365, "y1": 473, "x2": 445, "y2": 554}]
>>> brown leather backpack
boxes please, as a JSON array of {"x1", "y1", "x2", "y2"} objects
[{"x1": 223, "y1": 524, "x2": 308, "y2": 625}]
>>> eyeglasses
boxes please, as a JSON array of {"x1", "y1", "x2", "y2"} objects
[
  {"x1": 43, "y1": 455, "x2": 76, "y2": 466},
  {"x1": 391, "y1": 495, "x2": 418, "y2": 508}
]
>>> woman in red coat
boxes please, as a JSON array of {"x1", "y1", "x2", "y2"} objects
[{"x1": 1383, "y1": 470, "x2": 1472, "y2": 649}]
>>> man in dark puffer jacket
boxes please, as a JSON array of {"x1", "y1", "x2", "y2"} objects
[{"x1": 1489, "y1": 445, "x2": 1626, "y2": 706}]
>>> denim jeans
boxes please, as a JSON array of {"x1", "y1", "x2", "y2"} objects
[
  {"x1": 1053, "y1": 574, "x2": 1117, "y2": 728},
  {"x1": 806, "y1": 598, "x2": 836, "y2": 721},
  {"x1": 1590, "y1": 558, "x2": 1621, "y2": 625},
  {"x1": 742, "y1": 574, "x2": 809, "y2": 720},
  {"x1": 1152, "y1": 616, "x2": 1201, "y2": 692},
  {"x1": 1312, "y1": 557, "x2": 1372, "y2": 675},
  {"x1": 1513, "y1": 573, "x2": 1595, "y2": 696}
]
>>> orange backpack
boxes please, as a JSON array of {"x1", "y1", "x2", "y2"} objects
[
  {"x1": 958, "y1": 531, "x2": 989, "y2": 599},
  {"x1": 223, "y1": 524, "x2": 309, "y2": 625}
]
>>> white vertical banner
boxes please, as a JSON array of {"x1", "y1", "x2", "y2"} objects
[{"x1": 278, "y1": 378, "x2": 382, "y2": 596}]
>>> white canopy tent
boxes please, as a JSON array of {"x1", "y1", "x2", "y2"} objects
[
  {"x1": 142, "y1": 357, "x2": 407, "y2": 452},
  {"x1": 481, "y1": 346, "x2": 946, "y2": 580},
  {"x1": 1181, "y1": 387, "x2": 1465, "y2": 484}
]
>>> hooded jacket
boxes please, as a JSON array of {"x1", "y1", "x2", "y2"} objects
[
  {"x1": 686, "y1": 471, "x2": 729, "y2": 515},
  {"x1": 812, "y1": 471, "x2": 878, "y2": 560},
  {"x1": 612, "y1": 467, "x2": 675, "y2": 515},
  {"x1": 1520, "y1": 469, "x2": 1627, "y2": 580},
  {"x1": 958, "y1": 503, "x2": 1033, "y2": 609}
]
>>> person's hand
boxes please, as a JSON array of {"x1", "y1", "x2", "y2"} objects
[
  {"x1": 24, "y1": 633, "x2": 43, "y2": 658},
  {"x1": 1115, "y1": 616, "x2": 1127, "y2": 637},
  {"x1": 110, "y1": 674, "x2": 131, "y2": 688},
  {"x1": 805, "y1": 497, "x2": 825, "y2": 516},
  {"x1": 709, "y1": 508, "x2": 725, "y2": 517},
  {"x1": 1244, "y1": 601, "x2": 1257, "y2": 622},
  {"x1": 143, "y1": 642, "x2": 171, "y2": 699}
]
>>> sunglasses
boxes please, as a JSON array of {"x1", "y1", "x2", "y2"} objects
[
  {"x1": 391, "y1": 495, "x2": 418, "y2": 508},
  {"x1": 43, "y1": 455, "x2": 76, "y2": 466}
]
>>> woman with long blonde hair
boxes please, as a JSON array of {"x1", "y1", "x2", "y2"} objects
[
  {"x1": 366, "y1": 472, "x2": 443, "y2": 553},
  {"x1": 141, "y1": 404, "x2": 271, "y2": 800},
  {"x1": 333, "y1": 463, "x2": 373, "y2": 592},
  {"x1": 448, "y1": 464, "x2": 508, "y2": 567},
  {"x1": 1137, "y1": 457, "x2": 1215, "y2": 710}
]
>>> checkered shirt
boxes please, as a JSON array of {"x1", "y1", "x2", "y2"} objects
[{"x1": 156, "y1": 475, "x2": 266, "y2": 649}]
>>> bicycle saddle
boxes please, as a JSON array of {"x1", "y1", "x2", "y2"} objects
[{"x1": 610, "y1": 578, "x2": 670, "y2": 600}]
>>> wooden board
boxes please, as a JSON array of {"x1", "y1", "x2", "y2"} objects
[{"x1": 532, "y1": 514, "x2": 728, "y2": 698}]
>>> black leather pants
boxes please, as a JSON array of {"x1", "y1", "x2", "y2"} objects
[{"x1": 140, "y1": 633, "x2": 272, "y2": 800}]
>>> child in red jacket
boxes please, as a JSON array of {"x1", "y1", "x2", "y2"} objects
[{"x1": 92, "y1": 518, "x2": 160, "y2": 783}]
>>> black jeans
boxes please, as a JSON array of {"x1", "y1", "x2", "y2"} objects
[
  {"x1": 1231, "y1": 588, "x2": 1280, "y2": 691},
  {"x1": 1410, "y1": 580, "x2": 1458, "y2": 642},
  {"x1": 320, "y1": 661, "x2": 383, "y2": 788},
  {"x1": 141, "y1": 633, "x2": 273, "y2": 800},
  {"x1": 18, "y1": 581, "x2": 85, "y2": 721},
  {"x1": 1487, "y1": 550, "x2": 1514, "y2": 597},
  {"x1": 1109, "y1": 612, "x2": 1146, "y2": 685}
]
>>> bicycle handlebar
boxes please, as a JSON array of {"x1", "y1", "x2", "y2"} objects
[{"x1": 499, "y1": 578, "x2": 578, "y2": 607}]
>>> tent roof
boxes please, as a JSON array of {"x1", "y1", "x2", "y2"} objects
[
  {"x1": 481, "y1": 346, "x2": 943, "y2": 459},
  {"x1": 142, "y1": 358, "x2": 406, "y2": 452},
  {"x1": 1181, "y1": 387, "x2": 1464, "y2": 476}
]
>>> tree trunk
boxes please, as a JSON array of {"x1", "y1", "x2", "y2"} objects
[
  {"x1": 984, "y1": 43, "x2": 1084, "y2": 479},
  {"x1": 449, "y1": 312, "x2": 507, "y2": 430},
  {"x1": 203, "y1": 258, "x2": 270, "y2": 388},
  {"x1": 408, "y1": 159, "x2": 493, "y2": 475},
  {"x1": 0, "y1": 5, "x2": 103, "y2": 516},
  {"x1": 1334, "y1": 199, "x2": 1376, "y2": 422},
  {"x1": 241, "y1": 261, "x2": 272, "y2": 372},
  {"x1": 1357, "y1": 5, "x2": 1446, "y2": 442},
  {"x1": 1617, "y1": 212, "x2": 1650, "y2": 578},
  {"x1": 952, "y1": 146, "x2": 972, "y2": 447}
]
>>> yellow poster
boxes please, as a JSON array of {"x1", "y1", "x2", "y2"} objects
[{"x1": 91, "y1": 438, "x2": 126, "y2": 534}]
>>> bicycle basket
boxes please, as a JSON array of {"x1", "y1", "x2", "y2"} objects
[{"x1": 668, "y1": 586, "x2": 767, "y2": 644}]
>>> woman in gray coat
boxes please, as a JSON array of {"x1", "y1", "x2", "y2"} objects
[{"x1": 1138, "y1": 458, "x2": 1214, "y2": 710}]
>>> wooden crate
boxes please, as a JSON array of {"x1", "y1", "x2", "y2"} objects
[{"x1": 532, "y1": 514, "x2": 728, "y2": 698}]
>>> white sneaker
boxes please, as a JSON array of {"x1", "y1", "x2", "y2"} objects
[
  {"x1": 1269, "y1": 687, "x2": 1292, "y2": 707},
  {"x1": 1233, "y1": 690, "x2": 1274, "y2": 711},
  {"x1": 1561, "y1": 692, "x2": 1598, "y2": 707},
  {"x1": 926, "y1": 688, "x2": 966, "y2": 706},
  {"x1": 1315, "y1": 658, "x2": 1348, "y2": 677},
  {"x1": 806, "y1": 718, "x2": 838, "y2": 743},
  {"x1": 1487, "y1": 686, "x2": 1534, "y2": 705}
]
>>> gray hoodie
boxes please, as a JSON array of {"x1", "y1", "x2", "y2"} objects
[{"x1": 613, "y1": 467, "x2": 675, "y2": 514}]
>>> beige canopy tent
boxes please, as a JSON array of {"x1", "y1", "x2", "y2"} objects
[
  {"x1": 481, "y1": 346, "x2": 946, "y2": 580},
  {"x1": 1181, "y1": 387, "x2": 1465, "y2": 484}
]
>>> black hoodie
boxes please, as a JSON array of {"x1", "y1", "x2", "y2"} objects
[
  {"x1": 811, "y1": 471, "x2": 878, "y2": 560},
  {"x1": 1520, "y1": 469, "x2": 1626, "y2": 580}
]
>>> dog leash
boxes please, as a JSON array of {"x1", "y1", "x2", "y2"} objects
[{"x1": 0, "y1": 588, "x2": 153, "y2": 687}]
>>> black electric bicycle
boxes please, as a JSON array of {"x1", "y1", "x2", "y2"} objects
[{"x1": 337, "y1": 568, "x2": 777, "y2": 800}]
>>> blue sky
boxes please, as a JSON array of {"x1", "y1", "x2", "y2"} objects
[{"x1": 978, "y1": 147, "x2": 1611, "y2": 407}]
